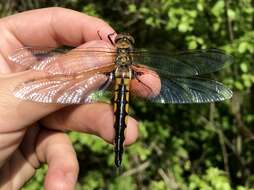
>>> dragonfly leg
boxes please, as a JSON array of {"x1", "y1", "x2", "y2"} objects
[
  {"x1": 99, "y1": 72, "x2": 114, "y2": 90},
  {"x1": 97, "y1": 30, "x2": 103, "y2": 40},
  {"x1": 107, "y1": 32, "x2": 116, "y2": 45},
  {"x1": 97, "y1": 31, "x2": 116, "y2": 45}
]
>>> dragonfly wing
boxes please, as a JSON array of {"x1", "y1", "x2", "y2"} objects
[
  {"x1": 9, "y1": 46, "x2": 116, "y2": 75},
  {"x1": 9, "y1": 46, "x2": 61, "y2": 68},
  {"x1": 131, "y1": 69, "x2": 232, "y2": 104},
  {"x1": 131, "y1": 49, "x2": 233, "y2": 77},
  {"x1": 14, "y1": 73, "x2": 113, "y2": 104}
]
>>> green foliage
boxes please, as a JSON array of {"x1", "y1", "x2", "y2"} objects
[
  {"x1": 1, "y1": 0, "x2": 254, "y2": 189},
  {"x1": 21, "y1": 165, "x2": 47, "y2": 190},
  {"x1": 189, "y1": 168, "x2": 231, "y2": 190}
]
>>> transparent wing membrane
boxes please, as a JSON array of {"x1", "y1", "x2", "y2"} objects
[
  {"x1": 132, "y1": 49, "x2": 233, "y2": 77},
  {"x1": 133, "y1": 74, "x2": 232, "y2": 104},
  {"x1": 14, "y1": 74, "x2": 111, "y2": 104},
  {"x1": 9, "y1": 46, "x2": 116, "y2": 75}
]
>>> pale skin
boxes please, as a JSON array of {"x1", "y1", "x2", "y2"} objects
[{"x1": 0, "y1": 7, "x2": 160, "y2": 190}]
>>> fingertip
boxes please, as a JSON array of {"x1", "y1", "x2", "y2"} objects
[
  {"x1": 88, "y1": 16, "x2": 117, "y2": 41},
  {"x1": 124, "y1": 117, "x2": 139, "y2": 145},
  {"x1": 98, "y1": 116, "x2": 139, "y2": 145},
  {"x1": 45, "y1": 167, "x2": 77, "y2": 190},
  {"x1": 50, "y1": 7, "x2": 116, "y2": 43},
  {"x1": 131, "y1": 73, "x2": 161, "y2": 98}
]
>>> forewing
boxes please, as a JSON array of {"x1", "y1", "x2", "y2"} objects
[
  {"x1": 9, "y1": 46, "x2": 116, "y2": 75},
  {"x1": 14, "y1": 73, "x2": 112, "y2": 104},
  {"x1": 131, "y1": 49, "x2": 233, "y2": 77}
]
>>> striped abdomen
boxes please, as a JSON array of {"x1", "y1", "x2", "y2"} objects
[{"x1": 113, "y1": 77, "x2": 130, "y2": 167}]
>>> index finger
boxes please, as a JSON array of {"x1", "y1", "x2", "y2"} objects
[{"x1": 0, "y1": 7, "x2": 115, "y2": 57}]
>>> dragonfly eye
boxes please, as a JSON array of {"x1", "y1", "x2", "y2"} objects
[
  {"x1": 126, "y1": 36, "x2": 135, "y2": 45},
  {"x1": 115, "y1": 34, "x2": 135, "y2": 45}
]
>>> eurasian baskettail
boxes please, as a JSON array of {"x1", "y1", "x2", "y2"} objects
[{"x1": 9, "y1": 33, "x2": 233, "y2": 167}]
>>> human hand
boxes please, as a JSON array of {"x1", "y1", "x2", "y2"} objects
[{"x1": 0, "y1": 8, "x2": 139, "y2": 190}]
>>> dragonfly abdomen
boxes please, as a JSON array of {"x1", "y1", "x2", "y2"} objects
[{"x1": 113, "y1": 77, "x2": 130, "y2": 167}]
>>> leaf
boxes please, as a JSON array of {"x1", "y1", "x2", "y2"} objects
[
  {"x1": 238, "y1": 42, "x2": 249, "y2": 53},
  {"x1": 240, "y1": 63, "x2": 248, "y2": 73}
]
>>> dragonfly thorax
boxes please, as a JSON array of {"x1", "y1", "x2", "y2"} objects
[
  {"x1": 114, "y1": 34, "x2": 134, "y2": 67},
  {"x1": 115, "y1": 53, "x2": 132, "y2": 66}
]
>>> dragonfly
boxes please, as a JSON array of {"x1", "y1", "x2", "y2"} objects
[{"x1": 9, "y1": 33, "x2": 233, "y2": 168}]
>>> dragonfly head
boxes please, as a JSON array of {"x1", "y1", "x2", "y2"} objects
[{"x1": 115, "y1": 33, "x2": 135, "y2": 49}]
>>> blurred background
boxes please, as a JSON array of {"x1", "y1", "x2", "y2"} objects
[{"x1": 1, "y1": 0, "x2": 254, "y2": 189}]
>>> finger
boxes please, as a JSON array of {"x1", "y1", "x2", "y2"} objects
[
  {"x1": 0, "y1": 149, "x2": 36, "y2": 190},
  {"x1": 9, "y1": 39, "x2": 114, "y2": 74},
  {"x1": 0, "y1": 7, "x2": 116, "y2": 70},
  {"x1": 131, "y1": 67, "x2": 161, "y2": 97},
  {"x1": 1, "y1": 7, "x2": 115, "y2": 50},
  {"x1": 41, "y1": 103, "x2": 139, "y2": 145},
  {"x1": 36, "y1": 129, "x2": 78, "y2": 190},
  {"x1": 1, "y1": 125, "x2": 39, "y2": 190}
]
